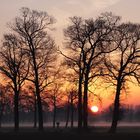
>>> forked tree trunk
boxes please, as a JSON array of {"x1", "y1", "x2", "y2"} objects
[
  {"x1": 109, "y1": 82, "x2": 121, "y2": 133},
  {"x1": 33, "y1": 53, "x2": 43, "y2": 131}
]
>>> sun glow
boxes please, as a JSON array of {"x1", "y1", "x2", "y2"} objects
[{"x1": 91, "y1": 106, "x2": 99, "y2": 113}]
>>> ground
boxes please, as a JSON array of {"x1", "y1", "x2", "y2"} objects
[{"x1": 0, "y1": 127, "x2": 140, "y2": 140}]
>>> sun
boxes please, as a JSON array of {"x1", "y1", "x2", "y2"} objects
[{"x1": 91, "y1": 106, "x2": 99, "y2": 113}]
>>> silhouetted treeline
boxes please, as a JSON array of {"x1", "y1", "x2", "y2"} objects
[{"x1": 1, "y1": 103, "x2": 140, "y2": 127}]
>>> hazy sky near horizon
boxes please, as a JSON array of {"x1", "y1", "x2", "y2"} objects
[{"x1": 1, "y1": 0, "x2": 140, "y2": 107}]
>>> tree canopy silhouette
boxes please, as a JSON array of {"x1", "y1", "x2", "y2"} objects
[{"x1": 8, "y1": 7, "x2": 56, "y2": 130}]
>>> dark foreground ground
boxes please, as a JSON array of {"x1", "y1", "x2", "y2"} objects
[{"x1": 1, "y1": 127, "x2": 140, "y2": 140}]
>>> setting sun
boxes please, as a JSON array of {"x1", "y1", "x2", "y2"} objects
[{"x1": 91, "y1": 106, "x2": 99, "y2": 113}]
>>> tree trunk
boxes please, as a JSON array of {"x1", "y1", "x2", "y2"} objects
[
  {"x1": 65, "y1": 103, "x2": 70, "y2": 128},
  {"x1": 34, "y1": 96, "x2": 37, "y2": 128},
  {"x1": 0, "y1": 104, "x2": 4, "y2": 128},
  {"x1": 109, "y1": 82, "x2": 121, "y2": 133},
  {"x1": 33, "y1": 53, "x2": 43, "y2": 131},
  {"x1": 14, "y1": 91, "x2": 19, "y2": 131},
  {"x1": 53, "y1": 103, "x2": 56, "y2": 128},
  {"x1": 36, "y1": 90, "x2": 43, "y2": 131},
  {"x1": 70, "y1": 98, "x2": 74, "y2": 128},
  {"x1": 83, "y1": 73, "x2": 89, "y2": 129},
  {"x1": 78, "y1": 72, "x2": 83, "y2": 129}
]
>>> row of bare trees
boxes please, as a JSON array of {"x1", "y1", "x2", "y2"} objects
[
  {"x1": 0, "y1": 7, "x2": 140, "y2": 133},
  {"x1": 62, "y1": 13, "x2": 140, "y2": 133},
  {"x1": 0, "y1": 8, "x2": 57, "y2": 131}
]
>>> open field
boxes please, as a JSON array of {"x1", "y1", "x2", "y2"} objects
[{"x1": 1, "y1": 127, "x2": 140, "y2": 140}]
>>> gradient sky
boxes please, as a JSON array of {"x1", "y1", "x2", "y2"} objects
[
  {"x1": 1, "y1": 0, "x2": 140, "y2": 43},
  {"x1": 1, "y1": 0, "x2": 140, "y2": 108}
]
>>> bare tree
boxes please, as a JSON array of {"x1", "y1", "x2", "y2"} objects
[
  {"x1": 62, "y1": 16, "x2": 86, "y2": 128},
  {"x1": 64, "y1": 88, "x2": 77, "y2": 128},
  {"x1": 0, "y1": 84, "x2": 12, "y2": 127},
  {"x1": 63, "y1": 12, "x2": 120, "y2": 129},
  {"x1": 65, "y1": 95, "x2": 70, "y2": 128},
  {"x1": 10, "y1": 7, "x2": 56, "y2": 130},
  {"x1": 47, "y1": 83, "x2": 63, "y2": 128},
  {"x1": 0, "y1": 34, "x2": 29, "y2": 131},
  {"x1": 103, "y1": 23, "x2": 140, "y2": 133},
  {"x1": 19, "y1": 86, "x2": 35, "y2": 127},
  {"x1": 69, "y1": 88, "x2": 78, "y2": 128}
]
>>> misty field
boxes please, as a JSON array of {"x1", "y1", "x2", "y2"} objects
[
  {"x1": 1, "y1": 122, "x2": 140, "y2": 140},
  {"x1": 0, "y1": 126, "x2": 140, "y2": 140}
]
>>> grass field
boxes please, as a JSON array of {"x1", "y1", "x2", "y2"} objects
[{"x1": 0, "y1": 127, "x2": 140, "y2": 140}]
